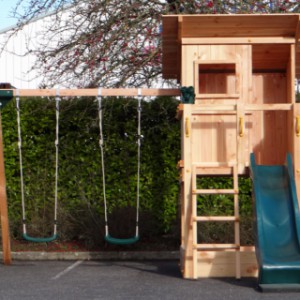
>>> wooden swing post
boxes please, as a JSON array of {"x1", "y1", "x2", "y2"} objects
[{"x1": 0, "y1": 112, "x2": 11, "y2": 265}]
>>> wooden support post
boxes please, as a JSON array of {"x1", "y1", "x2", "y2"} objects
[
  {"x1": 0, "y1": 112, "x2": 11, "y2": 265},
  {"x1": 293, "y1": 104, "x2": 300, "y2": 205},
  {"x1": 181, "y1": 104, "x2": 193, "y2": 279}
]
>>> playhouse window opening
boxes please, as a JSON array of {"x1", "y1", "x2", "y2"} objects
[{"x1": 197, "y1": 63, "x2": 237, "y2": 95}]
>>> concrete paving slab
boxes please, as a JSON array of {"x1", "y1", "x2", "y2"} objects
[{"x1": 7, "y1": 250, "x2": 179, "y2": 261}]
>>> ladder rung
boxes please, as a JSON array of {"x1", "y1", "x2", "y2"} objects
[
  {"x1": 195, "y1": 167, "x2": 233, "y2": 175},
  {"x1": 194, "y1": 244, "x2": 240, "y2": 250},
  {"x1": 192, "y1": 162, "x2": 237, "y2": 168},
  {"x1": 193, "y1": 189, "x2": 238, "y2": 195},
  {"x1": 193, "y1": 216, "x2": 239, "y2": 222}
]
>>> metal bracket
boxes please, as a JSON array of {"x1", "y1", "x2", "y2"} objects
[{"x1": 0, "y1": 83, "x2": 14, "y2": 109}]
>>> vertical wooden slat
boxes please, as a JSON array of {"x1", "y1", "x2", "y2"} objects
[
  {"x1": 0, "y1": 113, "x2": 11, "y2": 265},
  {"x1": 289, "y1": 44, "x2": 300, "y2": 207},
  {"x1": 181, "y1": 44, "x2": 197, "y2": 279},
  {"x1": 177, "y1": 16, "x2": 183, "y2": 81},
  {"x1": 294, "y1": 103, "x2": 300, "y2": 207},
  {"x1": 233, "y1": 164, "x2": 241, "y2": 279},
  {"x1": 192, "y1": 165, "x2": 198, "y2": 279},
  {"x1": 181, "y1": 104, "x2": 193, "y2": 279}
]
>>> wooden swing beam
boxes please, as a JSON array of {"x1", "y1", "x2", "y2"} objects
[{"x1": 5, "y1": 88, "x2": 181, "y2": 97}]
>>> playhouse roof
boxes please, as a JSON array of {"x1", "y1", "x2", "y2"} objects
[{"x1": 162, "y1": 14, "x2": 300, "y2": 81}]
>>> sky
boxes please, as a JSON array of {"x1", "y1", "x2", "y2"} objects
[{"x1": 0, "y1": 0, "x2": 21, "y2": 30}]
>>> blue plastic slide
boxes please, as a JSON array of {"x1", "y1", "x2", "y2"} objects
[{"x1": 250, "y1": 153, "x2": 300, "y2": 291}]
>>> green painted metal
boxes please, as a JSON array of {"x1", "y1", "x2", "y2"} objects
[
  {"x1": 23, "y1": 233, "x2": 58, "y2": 243},
  {"x1": 105, "y1": 235, "x2": 139, "y2": 245},
  {"x1": 259, "y1": 283, "x2": 300, "y2": 292},
  {"x1": 0, "y1": 90, "x2": 13, "y2": 109},
  {"x1": 180, "y1": 86, "x2": 195, "y2": 104},
  {"x1": 250, "y1": 153, "x2": 300, "y2": 288}
]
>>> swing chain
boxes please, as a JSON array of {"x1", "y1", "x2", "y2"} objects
[
  {"x1": 53, "y1": 89, "x2": 61, "y2": 233},
  {"x1": 135, "y1": 89, "x2": 142, "y2": 237},
  {"x1": 97, "y1": 89, "x2": 109, "y2": 236},
  {"x1": 16, "y1": 89, "x2": 60, "y2": 241},
  {"x1": 16, "y1": 90, "x2": 26, "y2": 232},
  {"x1": 97, "y1": 88, "x2": 142, "y2": 242},
  {"x1": 55, "y1": 90, "x2": 61, "y2": 148}
]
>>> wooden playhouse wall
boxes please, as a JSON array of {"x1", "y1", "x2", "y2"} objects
[
  {"x1": 181, "y1": 44, "x2": 292, "y2": 167},
  {"x1": 179, "y1": 43, "x2": 296, "y2": 279}
]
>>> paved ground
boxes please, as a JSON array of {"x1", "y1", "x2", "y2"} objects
[{"x1": 0, "y1": 260, "x2": 299, "y2": 300}]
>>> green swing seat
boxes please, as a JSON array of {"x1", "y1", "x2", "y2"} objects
[
  {"x1": 98, "y1": 92, "x2": 142, "y2": 247},
  {"x1": 16, "y1": 92, "x2": 60, "y2": 244},
  {"x1": 104, "y1": 234, "x2": 139, "y2": 245},
  {"x1": 22, "y1": 233, "x2": 58, "y2": 243}
]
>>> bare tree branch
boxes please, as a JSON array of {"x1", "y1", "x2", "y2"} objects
[{"x1": 5, "y1": 0, "x2": 300, "y2": 88}]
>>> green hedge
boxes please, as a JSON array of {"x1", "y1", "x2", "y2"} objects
[{"x1": 2, "y1": 96, "x2": 181, "y2": 246}]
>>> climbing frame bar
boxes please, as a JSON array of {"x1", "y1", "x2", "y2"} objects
[
  {"x1": 191, "y1": 163, "x2": 240, "y2": 279},
  {"x1": 0, "y1": 88, "x2": 181, "y2": 98}
]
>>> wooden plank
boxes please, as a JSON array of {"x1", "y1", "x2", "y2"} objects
[
  {"x1": 294, "y1": 103, "x2": 300, "y2": 206},
  {"x1": 194, "y1": 244, "x2": 239, "y2": 250},
  {"x1": 0, "y1": 89, "x2": 181, "y2": 97},
  {"x1": 297, "y1": 47, "x2": 300, "y2": 79},
  {"x1": 233, "y1": 164, "x2": 241, "y2": 279},
  {"x1": 245, "y1": 104, "x2": 292, "y2": 111},
  {"x1": 193, "y1": 216, "x2": 237, "y2": 222},
  {"x1": 162, "y1": 15, "x2": 179, "y2": 79},
  {"x1": 193, "y1": 189, "x2": 238, "y2": 195},
  {"x1": 237, "y1": 45, "x2": 251, "y2": 173},
  {"x1": 194, "y1": 167, "x2": 233, "y2": 175},
  {"x1": 196, "y1": 251, "x2": 257, "y2": 278},
  {"x1": 196, "y1": 94, "x2": 239, "y2": 99},
  {"x1": 191, "y1": 165, "x2": 198, "y2": 279},
  {"x1": 193, "y1": 111, "x2": 237, "y2": 115},
  {"x1": 194, "y1": 60, "x2": 236, "y2": 65},
  {"x1": 182, "y1": 37, "x2": 295, "y2": 45},
  {"x1": 180, "y1": 15, "x2": 299, "y2": 38},
  {"x1": 183, "y1": 45, "x2": 199, "y2": 86},
  {"x1": 192, "y1": 105, "x2": 236, "y2": 112},
  {"x1": 288, "y1": 43, "x2": 300, "y2": 206},
  {"x1": 0, "y1": 113, "x2": 11, "y2": 265},
  {"x1": 296, "y1": 15, "x2": 300, "y2": 47},
  {"x1": 181, "y1": 104, "x2": 194, "y2": 279},
  {"x1": 177, "y1": 159, "x2": 184, "y2": 169},
  {"x1": 286, "y1": 46, "x2": 294, "y2": 157},
  {"x1": 192, "y1": 161, "x2": 236, "y2": 167},
  {"x1": 181, "y1": 246, "x2": 257, "y2": 278},
  {"x1": 191, "y1": 103, "x2": 292, "y2": 114}
]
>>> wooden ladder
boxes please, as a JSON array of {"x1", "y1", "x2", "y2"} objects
[{"x1": 191, "y1": 162, "x2": 240, "y2": 279}]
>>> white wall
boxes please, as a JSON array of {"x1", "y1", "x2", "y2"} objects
[{"x1": 0, "y1": 8, "x2": 70, "y2": 89}]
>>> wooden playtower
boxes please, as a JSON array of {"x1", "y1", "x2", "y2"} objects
[{"x1": 162, "y1": 14, "x2": 300, "y2": 279}]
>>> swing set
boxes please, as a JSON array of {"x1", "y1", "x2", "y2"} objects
[
  {"x1": 0, "y1": 87, "x2": 180, "y2": 264},
  {"x1": 15, "y1": 90, "x2": 60, "y2": 243}
]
